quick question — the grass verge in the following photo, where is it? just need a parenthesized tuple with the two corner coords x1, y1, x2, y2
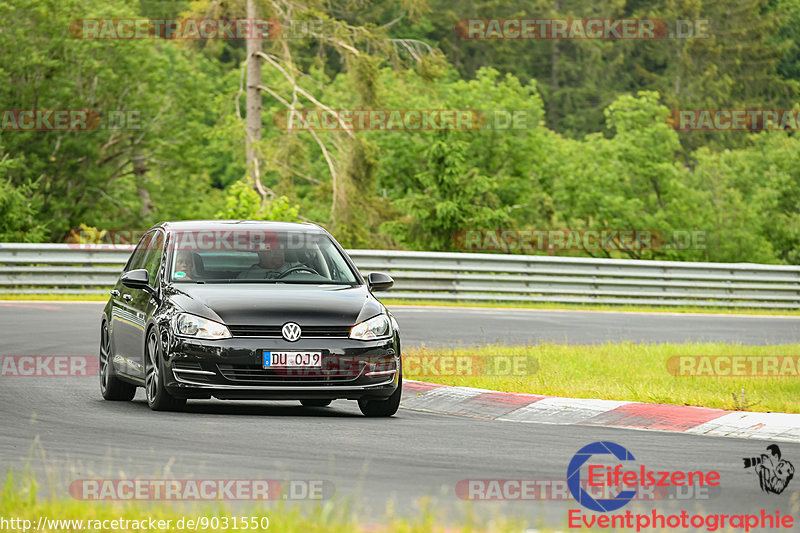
(0, 473, 545, 533)
(404, 342, 800, 413)
(0, 293, 107, 301)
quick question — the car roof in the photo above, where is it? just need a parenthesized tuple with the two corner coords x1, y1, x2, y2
(155, 220, 327, 233)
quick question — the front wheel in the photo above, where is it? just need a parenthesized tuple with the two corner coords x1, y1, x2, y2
(358, 372, 402, 417)
(100, 321, 136, 401)
(145, 328, 186, 412)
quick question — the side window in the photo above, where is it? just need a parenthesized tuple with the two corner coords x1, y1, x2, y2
(124, 232, 154, 272)
(142, 231, 165, 284)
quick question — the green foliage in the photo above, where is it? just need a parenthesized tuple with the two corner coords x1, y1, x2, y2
(215, 180, 301, 222)
(690, 132, 800, 263)
(0, 177, 47, 242)
(382, 136, 510, 250)
(551, 92, 689, 257)
(0, 0, 232, 240)
(2, 0, 800, 266)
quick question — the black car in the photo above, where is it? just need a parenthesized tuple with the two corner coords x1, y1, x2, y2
(99, 220, 402, 417)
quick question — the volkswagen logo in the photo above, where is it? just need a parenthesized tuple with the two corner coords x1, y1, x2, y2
(281, 322, 302, 342)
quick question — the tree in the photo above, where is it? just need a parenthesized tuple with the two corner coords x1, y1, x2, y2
(382, 135, 509, 250)
(215, 180, 301, 221)
(0, 0, 230, 239)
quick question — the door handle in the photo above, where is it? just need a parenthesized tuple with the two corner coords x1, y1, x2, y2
(110, 290, 120, 297)
(122, 294, 133, 302)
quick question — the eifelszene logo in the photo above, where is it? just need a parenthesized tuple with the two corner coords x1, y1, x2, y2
(743, 444, 795, 495)
(567, 441, 638, 512)
(567, 441, 721, 512)
(567, 441, 796, 530)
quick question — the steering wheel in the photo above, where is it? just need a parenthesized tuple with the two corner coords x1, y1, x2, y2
(277, 265, 320, 278)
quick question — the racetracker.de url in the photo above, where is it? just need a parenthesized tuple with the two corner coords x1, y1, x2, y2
(0, 515, 270, 531)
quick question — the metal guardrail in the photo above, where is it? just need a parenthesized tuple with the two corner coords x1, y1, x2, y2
(1, 243, 799, 308)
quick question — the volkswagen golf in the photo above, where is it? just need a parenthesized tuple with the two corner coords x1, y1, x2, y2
(99, 220, 402, 416)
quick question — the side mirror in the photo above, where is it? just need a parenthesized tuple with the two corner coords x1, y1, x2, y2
(121, 268, 149, 290)
(367, 272, 394, 292)
(121, 268, 160, 303)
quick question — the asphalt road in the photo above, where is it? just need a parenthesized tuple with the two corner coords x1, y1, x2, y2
(2, 302, 800, 528)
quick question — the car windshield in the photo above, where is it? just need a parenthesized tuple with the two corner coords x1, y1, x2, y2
(166, 229, 359, 284)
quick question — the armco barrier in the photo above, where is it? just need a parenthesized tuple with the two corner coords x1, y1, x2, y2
(0, 244, 799, 309)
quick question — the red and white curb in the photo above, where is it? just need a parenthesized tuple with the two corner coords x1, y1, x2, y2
(400, 381, 800, 443)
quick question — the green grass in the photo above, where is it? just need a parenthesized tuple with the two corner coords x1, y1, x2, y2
(383, 298, 800, 316)
(0, 293, 107, 301)
(405, 342, 800, 413)
(0, 473, 548, 533)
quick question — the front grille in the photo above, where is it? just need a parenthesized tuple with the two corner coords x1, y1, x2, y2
(227, 325, 352, 338)
(217, 363, 361, 384)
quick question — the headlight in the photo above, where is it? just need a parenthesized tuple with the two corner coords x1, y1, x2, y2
(350, 314, 392, 340)
(173, 313, 231, 339)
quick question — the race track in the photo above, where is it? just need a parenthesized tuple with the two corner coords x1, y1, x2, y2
(2, 301, 799, 528)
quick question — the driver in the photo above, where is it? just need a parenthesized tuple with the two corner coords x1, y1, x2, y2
(238, 233, 299, 279)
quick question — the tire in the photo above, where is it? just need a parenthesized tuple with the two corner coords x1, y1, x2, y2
(145, 327, 186, 412)
(300, 399, 332, 407)
(100, 320, 136, 401)
(358, 369, 402, 417)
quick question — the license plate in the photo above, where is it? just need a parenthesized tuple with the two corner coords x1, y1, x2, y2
(263, 351, 322, 368)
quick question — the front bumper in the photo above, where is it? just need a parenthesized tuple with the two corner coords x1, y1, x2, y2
(162, 334, 400, 401)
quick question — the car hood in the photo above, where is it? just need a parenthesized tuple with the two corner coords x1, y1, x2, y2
(165, 283, 382, 327)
